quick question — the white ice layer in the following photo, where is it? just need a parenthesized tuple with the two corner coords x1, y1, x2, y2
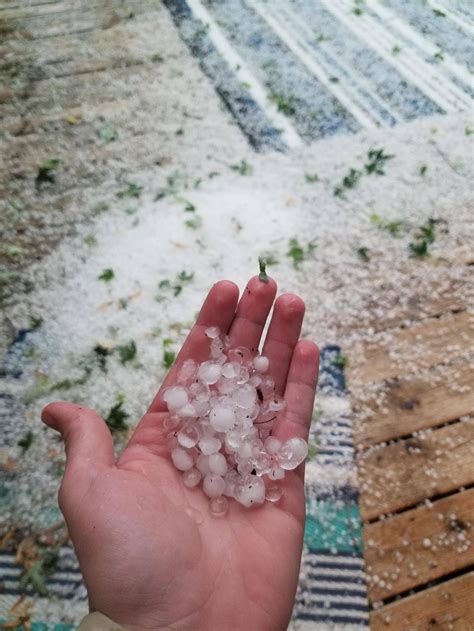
(166, 327, 308, 514)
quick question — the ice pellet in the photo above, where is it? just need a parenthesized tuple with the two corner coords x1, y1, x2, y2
(162, 329, 309, 513)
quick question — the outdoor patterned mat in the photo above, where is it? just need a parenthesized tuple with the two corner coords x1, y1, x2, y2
(0, 346, 368, 629)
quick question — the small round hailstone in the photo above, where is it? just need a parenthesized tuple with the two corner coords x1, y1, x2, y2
(277, 437, 308, 470)
(163, 415, 181, 430)
(225, 429, 242, 452)
(171, 447, 194, 471)
(183, 468, 201, 488)
(205, 326, 220, 339)
(264, 436, 281, 455)
(209, 405, 236, 432)
(163, 386, 188, 411)
(235, 475, 265, 507)
(209, 452, 228, 476)
(253, 355, 269, 372)
(196, 453, 210, 475)
(203, 473, 226, 498)
(198, 436, 221, 455)
(198, 361, 222, 385)
(233, 384, 257, 408)
(177, 425, 200, 448)
(268, 397, 286, 412)
(268, 466, 285, 481)
(265, 484, 282, 503)
(178, 359, 197, 383)
(177, 403, 198, 417)
(210, 495, 228, 516)
(222, 362, 240, 379)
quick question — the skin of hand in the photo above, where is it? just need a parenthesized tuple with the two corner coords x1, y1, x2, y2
(42, 276, 319, 631)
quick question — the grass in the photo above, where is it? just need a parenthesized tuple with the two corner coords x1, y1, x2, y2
(269, 91, 297, 116)
(117, 183, 142, 199)
(230, 160, 253, 176)
(105, 400, 129, 432)
(98, 268, 114, 282)
(287, 238, 316, 269)
(409, 218, 445, 257)
(116, 340, 137, 365)
(357, 246, 370, 262)
(305, 173, 319, 183)
(18, 431, 34, 452)
(36, 158, 61, 189)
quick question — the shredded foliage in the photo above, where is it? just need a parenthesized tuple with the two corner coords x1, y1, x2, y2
(117, 340, 137, 364)
(258, 257, 269, 282)
(98, 268, 114, 282)
(105, 401, 129, 432)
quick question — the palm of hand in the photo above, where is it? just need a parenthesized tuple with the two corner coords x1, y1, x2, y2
(43, 277, 319, 631)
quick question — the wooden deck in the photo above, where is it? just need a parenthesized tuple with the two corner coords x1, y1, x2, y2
(347, 267, 474, 630)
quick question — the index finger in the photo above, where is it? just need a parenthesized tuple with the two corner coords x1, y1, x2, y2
(148, 280, 239, 412)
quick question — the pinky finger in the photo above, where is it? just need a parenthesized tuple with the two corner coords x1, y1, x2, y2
(272, 340, 320, 444)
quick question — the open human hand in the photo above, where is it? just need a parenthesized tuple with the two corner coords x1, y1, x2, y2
(42, 276, 319, 631)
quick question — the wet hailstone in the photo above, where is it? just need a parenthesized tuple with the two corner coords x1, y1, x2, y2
(163, 327, 309, 513)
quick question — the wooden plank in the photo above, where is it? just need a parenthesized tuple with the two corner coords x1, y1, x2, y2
(349, 311, 474, 386)
(363, 488, 474, 602)
(370, 571, 474, 630)
(353, 361, 474, 447)
(358, 419, 474, 521)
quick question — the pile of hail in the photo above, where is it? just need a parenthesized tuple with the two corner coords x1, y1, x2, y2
(163, 326, 308, 516)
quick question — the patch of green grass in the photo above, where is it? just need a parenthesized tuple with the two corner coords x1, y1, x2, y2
(98, 268, 114, 282)
(117, 182, 142, 199)
(116, 340, 137, 364)
(332, 353, 348, 368)
(94, 344, 112, 371)
(84, 234, 97, 246)
(334, 168, 362, 197)
(409, 218, 445, 257)
(20, 550, 59, 596)
(185, 215, 203, 230)
(9, 198, 25, 211)
(36, 158, 61, 188)
(307, 441, 319, 459)
(18, 430, 34, 452)
(97, 123, 118, 142)
(94, 201, 109, 214)
(105, 400, 129, 432)
(364, 148, 394, 175)
(163, 349, 176, 369)
(230, 160, 253, 176)
(156, 271, 195, 302)
(357, 246, 370, 262)
(29, 315, 43, 330)
(370, 213, 405, 236)
(269, 91, 297, 116)
(287, 238, 316, 269)
(3, 244, 24, 260)
(155, 171, 190, 200)
(24, 372, 90, 404)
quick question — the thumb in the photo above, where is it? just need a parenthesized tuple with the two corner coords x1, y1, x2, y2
(42, 401, 115, 471)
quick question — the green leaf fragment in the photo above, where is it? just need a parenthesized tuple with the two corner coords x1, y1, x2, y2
(98, 268, 114, 282)
(258, 257, 269, 282)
